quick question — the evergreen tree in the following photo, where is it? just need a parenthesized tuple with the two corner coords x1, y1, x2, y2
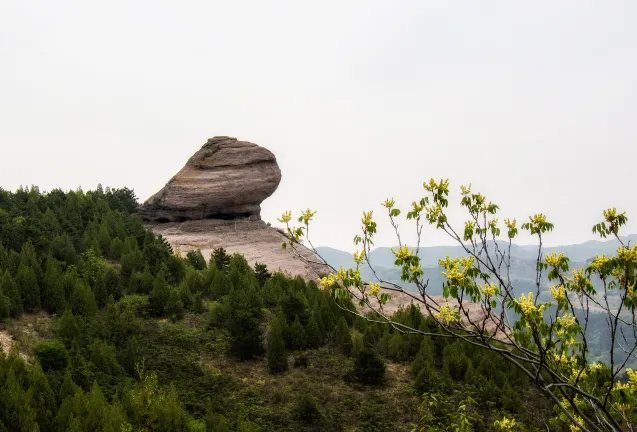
(70, 281, 97, 317)
(109, 237, 124, 260)
(211, 270, 232, 299)
(186, 249, 207, 270)
(166, 289, 185, 321)
(149, 271, 170, 316)
(353, 347, 386, 385)
(287, 316, 307, 350)
(0, 285, 9, 321)
(268, 316, 288, 374)
(42, 255, 66, 313)
(211, 247, 230, 273)
(305, 313, 322, 349)
(335, 317, 353, 355)
(254, 262, 271, 287)
(15, 264, 40, 312)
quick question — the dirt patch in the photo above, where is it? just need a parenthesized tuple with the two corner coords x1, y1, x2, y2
(0, 330, 13, 356)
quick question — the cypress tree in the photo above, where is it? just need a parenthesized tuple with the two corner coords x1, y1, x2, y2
(268, 316, 288, 374)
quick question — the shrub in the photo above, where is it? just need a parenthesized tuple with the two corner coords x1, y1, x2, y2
(353, 348, 386, 385)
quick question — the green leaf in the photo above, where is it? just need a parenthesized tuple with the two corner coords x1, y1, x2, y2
(281, 242, 287, 249)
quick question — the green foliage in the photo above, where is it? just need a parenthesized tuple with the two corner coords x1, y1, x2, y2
(335, 316, 353, 355)
(186, 250, 207, 271)
(268, 316, 288, 374)
(353, 347, 386, 385)
(293, 394, 322, 425)
(35, 340, 69, 372)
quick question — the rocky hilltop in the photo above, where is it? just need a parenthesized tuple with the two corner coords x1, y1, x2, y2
(139, 136, 331, 280)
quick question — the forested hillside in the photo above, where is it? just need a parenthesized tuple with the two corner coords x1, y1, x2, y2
(0, 185, 563, 431)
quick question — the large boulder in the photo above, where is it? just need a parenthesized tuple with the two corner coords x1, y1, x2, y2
(138, 136, 281, 222)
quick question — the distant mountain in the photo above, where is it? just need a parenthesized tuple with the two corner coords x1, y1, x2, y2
(318, 234, 637, 270)
(315, 234, 637, 299)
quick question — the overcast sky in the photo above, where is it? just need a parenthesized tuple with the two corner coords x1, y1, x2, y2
(1, 1, 635, 251)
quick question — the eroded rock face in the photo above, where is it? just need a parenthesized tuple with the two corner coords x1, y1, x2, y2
(138, 136, 281, 222)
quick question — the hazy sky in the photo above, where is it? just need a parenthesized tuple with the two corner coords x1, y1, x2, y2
(1, 1, 635, 251)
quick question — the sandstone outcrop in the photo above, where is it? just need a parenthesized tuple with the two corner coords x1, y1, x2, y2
(147, 218, 333, 281)
(141, 136, 332, 280)
(138, 136, 281, 222)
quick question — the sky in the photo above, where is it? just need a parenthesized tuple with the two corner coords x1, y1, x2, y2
(1, 1, 635, 252)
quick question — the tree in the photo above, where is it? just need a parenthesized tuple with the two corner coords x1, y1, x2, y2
(353, 347, 386, 385)
(70, 281, 97, 317)
(15, 264, 40, 312)
(211, 247, 230, 273)
(268, 316, 288, 374)
(149, 271, 170, 316)
(186, 249, 207, 270)
(281, 180, 637, 431)
(287, 316, 307, 351)
(305, 313, 322, 349)
(254, 262, 271, 287)
(335, 317, 353, 355)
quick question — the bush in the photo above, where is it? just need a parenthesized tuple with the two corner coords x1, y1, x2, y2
(35, 341, 69, 372)
(293, 394, 322, 425)
(353, 348, 386, 385)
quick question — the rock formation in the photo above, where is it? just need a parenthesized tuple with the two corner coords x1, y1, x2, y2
(138, 136, 281, 223)
(141, 136, 332, 281)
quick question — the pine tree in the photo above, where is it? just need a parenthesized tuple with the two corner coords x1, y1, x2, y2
(42, 255, 66, 313)
(268, 316, 288, 374)
(211, 270, 232, 299)
(109, 237, 124, 260)
(305, 313, 322, 349)
(0, 285, 9, 321)
(149, 271, 170, 316)
(70, 281, 97, 317)
(166, 289, 185, 321)
(412, 336, 435, 375)
(15, 264, 40, 312)
(353, 347, 386, 385)
(186, 250, 207, 270)
(335, 317, 353, 355)
(288, 316, 307, 351)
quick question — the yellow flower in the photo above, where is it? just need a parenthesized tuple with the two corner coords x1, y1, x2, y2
(481, 282, 499, 297)
(516, 293, 537, 315)
(362, 211, 374, 226)
(317, 273, 338, 289)
(627, 368, 637, 390)
(353, 250, 366, 265)
(550, 284, 566, 302)
(392, 245, 414, 261)
(433, 304, 458, 324)
(493, 416, 517, 431)
(555, 314, 576, 337)
(278, 210, 292, 224)
(588, 362, 603, 372)
(617, 244, 637, 262)
(299, 208, 316, 225)
(368, 283, 381, 297)
(589, 254, 610, 271)
(382, 198, 395, 209)
(545, 253, 566, 267)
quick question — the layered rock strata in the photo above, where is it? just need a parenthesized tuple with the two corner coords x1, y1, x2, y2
(138, 136, 281, 222)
